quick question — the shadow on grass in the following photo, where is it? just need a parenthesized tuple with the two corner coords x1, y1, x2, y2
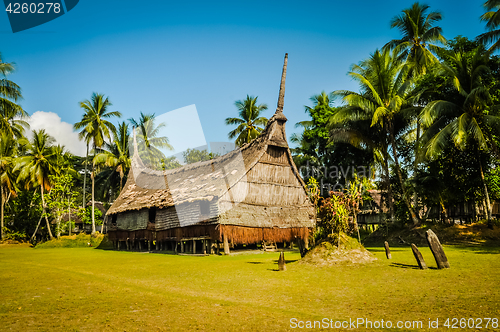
(271, 259, 299, 264)
(390, 262, 437, 270)
(451, 245, 500, 255)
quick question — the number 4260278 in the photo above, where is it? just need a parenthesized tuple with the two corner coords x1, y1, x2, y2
(5, 3, 62, 14)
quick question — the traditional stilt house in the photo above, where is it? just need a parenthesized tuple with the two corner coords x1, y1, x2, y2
(106, 54, 316, 254)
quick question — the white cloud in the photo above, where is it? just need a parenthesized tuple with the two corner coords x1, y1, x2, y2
(26, 111, 87, 157)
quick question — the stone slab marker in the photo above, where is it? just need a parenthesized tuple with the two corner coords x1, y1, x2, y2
(384, 241, 391, 259)
(411, 243, 428, 270)
(425, 229, 450, 269)
(278, 251, 286, 271)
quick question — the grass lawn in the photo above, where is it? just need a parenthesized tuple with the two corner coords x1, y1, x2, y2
(0, 244, 499, 331)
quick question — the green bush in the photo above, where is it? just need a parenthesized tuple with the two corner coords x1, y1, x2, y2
(2, 228, 28, 242)
(35, 233, 105, 249)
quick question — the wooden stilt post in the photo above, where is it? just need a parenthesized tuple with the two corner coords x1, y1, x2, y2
(156, 240, 159, 251)
(223, 233, 230, 255)
(126, 239, 129, 250)
(148, 240, 151, 251)
(181, 241, 184, 253)
(192, 239, 196, 254)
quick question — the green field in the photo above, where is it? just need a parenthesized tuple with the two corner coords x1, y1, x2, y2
(1, 245, 499, 331)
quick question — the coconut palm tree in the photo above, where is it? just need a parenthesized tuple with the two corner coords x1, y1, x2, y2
(420, 47, 500, 223)
(384, 2, 447, 210)
(74, 93, 121, 235)
(225, 95, 268, 146)
(384, 2, 446, 76)
(15, 130, 57, 239)
(94, 122, 131, 192)
(0, 132, 18, 240)
(478, 0, 500, 52)
(0, 52, 29, 139)
(129, 112, 172, 169)
(331, 48, 421, 225)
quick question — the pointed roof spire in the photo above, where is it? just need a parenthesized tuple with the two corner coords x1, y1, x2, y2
(275, 53, 288, 114)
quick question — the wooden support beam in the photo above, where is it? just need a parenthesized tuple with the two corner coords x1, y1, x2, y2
(192, 239, 196, 254)
(223, 233, 230, 255)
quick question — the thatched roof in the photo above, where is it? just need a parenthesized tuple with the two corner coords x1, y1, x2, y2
(359, 190, 389, 214)
(106, 110, 296, 215)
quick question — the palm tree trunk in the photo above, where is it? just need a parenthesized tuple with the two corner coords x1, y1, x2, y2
(40, 185, 54, 239)
(83, 143, 89, 208)
(382, 150, 395, 222)
(31, 214, 43, 241)
(477, 151, 492, 226)
(91, 168, 96, 235)
(413, 120, 420, 215)
(0, 187, 4, 241)
(68, 196, 71, 236)
(389, 125, 419, 226)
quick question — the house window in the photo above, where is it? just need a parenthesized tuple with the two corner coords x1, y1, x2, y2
(149, 207, 156, 223)
(111, 215, 117, 226)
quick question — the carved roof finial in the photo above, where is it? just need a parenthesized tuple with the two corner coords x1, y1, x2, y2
(276, 53, 288, 114)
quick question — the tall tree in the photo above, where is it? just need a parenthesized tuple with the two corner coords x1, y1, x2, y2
(15, 130, 57, 239)
(0, 52, 29, 139)
(129, 112, 172, 169)
(0, 132, 18, 240)
(331, 48, 421, 225)
(384, 2, 446, 76)
(94, 122, 131, 192)
(384, 2, 447, 211)
(420, 46, 500, 224)
(74, 93, 121, 235)
(478, 0, 500, 52)
(225, 95, 268, 146)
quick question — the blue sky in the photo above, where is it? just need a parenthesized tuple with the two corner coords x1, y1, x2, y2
(1, 0, 487, 156)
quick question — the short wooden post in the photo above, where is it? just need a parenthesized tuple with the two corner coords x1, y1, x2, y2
(278, 251, 286, 271)
(126, 239, 129, 251)
(384, 241, 391, 259)
(148, 240, 151, 251)
(216, 241, 220, 255)
(425, 229, 450, 269)
(223, 233, 230, 255)
(411, 243, 428, 270)
(180, 241, 184, 253)
(192, 239, 196, 254)
(156, 240, 159, 251)
(202, 239, 206, 254)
